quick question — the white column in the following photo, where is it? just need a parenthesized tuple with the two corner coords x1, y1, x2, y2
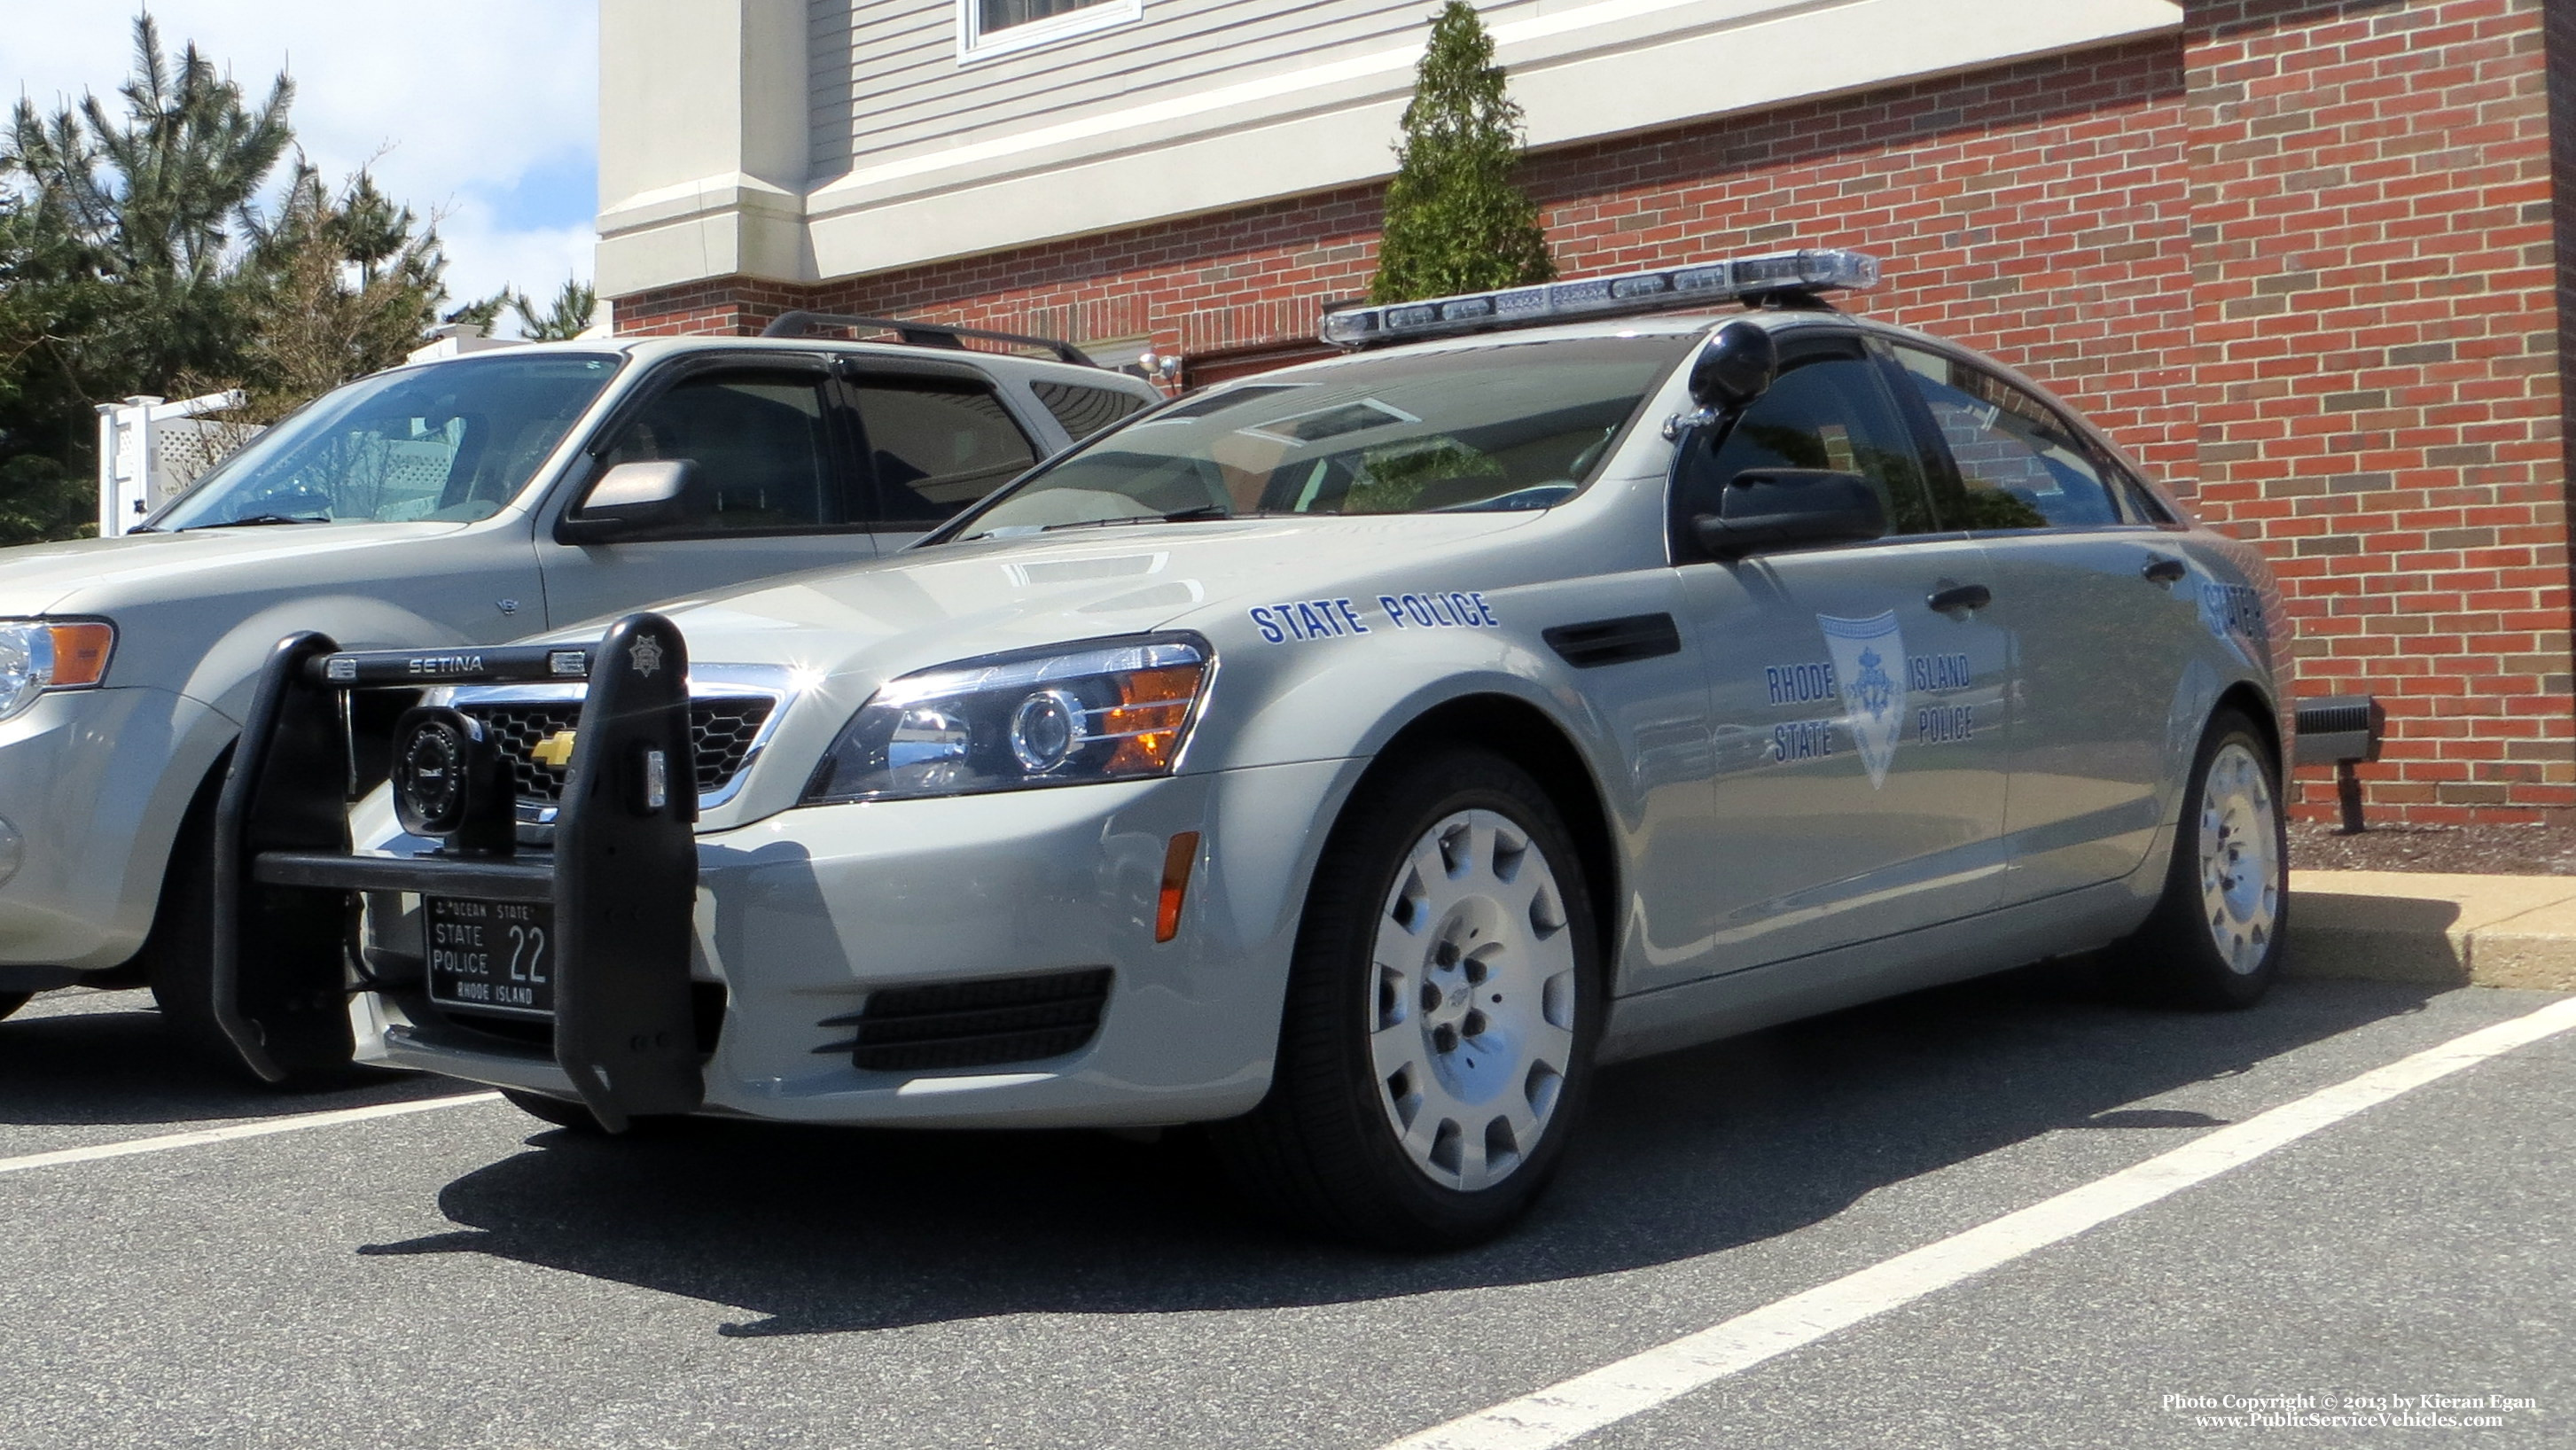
(597, 0, 811, 300)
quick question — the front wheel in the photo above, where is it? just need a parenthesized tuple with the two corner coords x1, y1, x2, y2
(1213, 748, 1602, 1249)
(2114, 711, 2286, 1009)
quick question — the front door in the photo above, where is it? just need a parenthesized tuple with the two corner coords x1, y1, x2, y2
(1656, 333, 2013, 990)
(534, 359, 883, 629)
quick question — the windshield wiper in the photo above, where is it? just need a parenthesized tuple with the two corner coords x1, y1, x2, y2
(189, 512, 332, 529)
(1032, 504, 1238, 534)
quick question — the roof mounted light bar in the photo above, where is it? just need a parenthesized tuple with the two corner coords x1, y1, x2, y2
(1318, 248, 1882, 349)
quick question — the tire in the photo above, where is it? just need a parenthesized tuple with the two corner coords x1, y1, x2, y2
(2113, 710, 2287, 1010)
(503, 1089, 609, 1133)
(0, 991, 30, 1023)
(1212, 747, 1603, 1250)
(142, 766, 355, 1089)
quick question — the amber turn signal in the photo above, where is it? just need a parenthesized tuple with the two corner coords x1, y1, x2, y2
(46, 622, 114, 687)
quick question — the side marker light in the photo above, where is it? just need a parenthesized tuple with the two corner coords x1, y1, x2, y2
(1156, 831, 1201, 944)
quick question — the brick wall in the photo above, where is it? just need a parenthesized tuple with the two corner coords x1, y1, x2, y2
(2182, 0, 2570, 820)
(614, 0, 2570, 823)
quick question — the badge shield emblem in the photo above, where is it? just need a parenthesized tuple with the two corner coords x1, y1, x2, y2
(1819, 612, 1908, 789)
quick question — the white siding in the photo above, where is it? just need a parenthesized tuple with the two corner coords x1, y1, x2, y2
(808, 0, 1510, 181)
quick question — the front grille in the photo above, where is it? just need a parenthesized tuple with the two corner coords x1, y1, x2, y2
(820, 969, 1113, 1072)
(460, 697, 775, 803)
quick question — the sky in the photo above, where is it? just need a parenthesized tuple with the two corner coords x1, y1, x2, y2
(0, 2, 598, 334)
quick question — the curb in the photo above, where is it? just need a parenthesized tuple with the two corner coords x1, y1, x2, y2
(2288, 870, 2576, 991)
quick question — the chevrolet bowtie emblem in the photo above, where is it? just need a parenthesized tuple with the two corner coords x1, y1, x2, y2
(530, 729, 578, 769)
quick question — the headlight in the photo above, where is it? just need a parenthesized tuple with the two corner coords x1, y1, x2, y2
(0, 620, 114, 722)
(804, 634, 1211, 803)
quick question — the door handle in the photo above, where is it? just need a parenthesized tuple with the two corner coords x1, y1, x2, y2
(2143, 555, 2187, 585)
(1926, 583, 1992, 613)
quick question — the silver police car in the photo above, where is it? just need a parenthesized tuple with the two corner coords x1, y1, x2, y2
(232, 249, 2289, 1248)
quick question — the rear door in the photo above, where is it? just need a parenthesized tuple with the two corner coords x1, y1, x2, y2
(1885, 342, 2194, 904)
(1657, 330, 2013, 989)
(533, 355, 883, 628)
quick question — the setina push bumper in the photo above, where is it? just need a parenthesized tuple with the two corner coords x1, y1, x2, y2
(212, 612, 700, 1128)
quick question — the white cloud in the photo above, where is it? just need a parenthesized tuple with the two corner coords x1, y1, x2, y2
(0, 1, 597, 324)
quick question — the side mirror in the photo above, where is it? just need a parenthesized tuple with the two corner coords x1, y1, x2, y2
(1692, 468, 1886, 560)
(557, 460, 693, 543)
(1687, 320, 1778, 411)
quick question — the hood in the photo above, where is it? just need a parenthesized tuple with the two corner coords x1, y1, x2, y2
(0, 524, 476, 615)
(614, 513, 1543, 684)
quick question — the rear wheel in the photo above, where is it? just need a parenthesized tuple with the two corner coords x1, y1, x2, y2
(1213, 748, 1602, 1249)
(0, 992, 30, 1023)
(2114, 711, 2285, 1009)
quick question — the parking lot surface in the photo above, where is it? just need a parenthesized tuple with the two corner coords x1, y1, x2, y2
(2, 972, 2564, 1448)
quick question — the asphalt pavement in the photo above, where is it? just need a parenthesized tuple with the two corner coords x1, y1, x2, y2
(0, 971, 2564, 1448)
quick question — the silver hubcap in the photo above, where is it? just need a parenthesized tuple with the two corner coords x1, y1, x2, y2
(1367, 809, 1578, 1193)
(2197, 741, 2280, 975)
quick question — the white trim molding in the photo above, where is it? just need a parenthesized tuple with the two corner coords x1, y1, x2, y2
(956, 0, 1144, 63)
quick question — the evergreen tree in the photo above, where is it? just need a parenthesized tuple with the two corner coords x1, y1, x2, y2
(510, 277, 599, 341)
(235, 164, 453, 410)
(1369, 1, 1555, 304)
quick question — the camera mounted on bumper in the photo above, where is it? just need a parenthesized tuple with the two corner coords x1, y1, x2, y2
(211, 612, 702, 1128)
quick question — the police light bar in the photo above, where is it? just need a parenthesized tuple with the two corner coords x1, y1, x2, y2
(1319, 248, 1881, 348)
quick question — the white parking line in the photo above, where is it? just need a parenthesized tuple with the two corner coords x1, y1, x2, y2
(0, 1092, 503, 1179)
(1386, 994, 2576, 1450)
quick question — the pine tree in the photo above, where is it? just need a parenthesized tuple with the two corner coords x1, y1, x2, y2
(510, 277, 600, 341)
(1369, 1, 1555, 304)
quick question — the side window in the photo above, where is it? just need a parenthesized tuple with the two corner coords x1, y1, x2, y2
(597, 370, 835, 535)
(1682, 354, 1941, 538)
(1890, 347, 2119, 529)
(1030, 379, 1150, 440)
(852, 378, 1039, 524)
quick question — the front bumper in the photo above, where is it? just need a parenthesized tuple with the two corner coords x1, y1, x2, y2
(0, 686, 230, 971)
(356, 758, 1348, 1128)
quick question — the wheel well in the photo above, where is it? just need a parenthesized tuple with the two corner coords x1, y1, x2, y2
(1361, 695, 1620, 968)
(2213, 682, 2283, 771)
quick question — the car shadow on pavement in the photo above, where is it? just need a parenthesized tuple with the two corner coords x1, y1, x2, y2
(0, 989, 455, 1128)
(352, 969, 2445, 1337)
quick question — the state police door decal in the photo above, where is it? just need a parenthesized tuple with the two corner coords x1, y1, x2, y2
(1820, 612, 1907, 789)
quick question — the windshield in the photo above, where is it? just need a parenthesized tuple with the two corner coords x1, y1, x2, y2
(947, 334, 1693, 541)
(151, 353, 623, 530)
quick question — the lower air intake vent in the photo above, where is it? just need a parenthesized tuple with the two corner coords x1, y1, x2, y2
(822, 969, 1112, 1072)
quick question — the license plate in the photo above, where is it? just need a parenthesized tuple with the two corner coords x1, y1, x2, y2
(425, 898, 555, 1018)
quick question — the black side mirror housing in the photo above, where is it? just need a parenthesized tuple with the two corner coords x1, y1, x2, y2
(1687, 320, 1778, 411)
(557, 459, 694, 543)
(1692, 468, 1886, 560)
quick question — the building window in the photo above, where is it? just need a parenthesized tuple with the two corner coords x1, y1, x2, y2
(957, 0, 1140, 60)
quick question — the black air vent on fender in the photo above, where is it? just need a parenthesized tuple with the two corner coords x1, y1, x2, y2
(817, 969, 1113, 1072)
(1542, 612, 1682, 668)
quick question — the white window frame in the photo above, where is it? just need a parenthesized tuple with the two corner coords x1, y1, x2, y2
(956, 0, 1142, 62)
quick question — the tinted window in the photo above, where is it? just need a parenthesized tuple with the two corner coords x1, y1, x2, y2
(152, 354, 620, 530)
(1683, 354, 1940, 537)
(949, 335, 1691, 540)
(1031, 379, 1150, 440)
(1892, 347, 2118, 529)
(853, 380, 1038, 524)
(597, 371, 834, 534)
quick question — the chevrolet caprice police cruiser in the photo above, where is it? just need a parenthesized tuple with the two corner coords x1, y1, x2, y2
(215, 250, 2291, 1247)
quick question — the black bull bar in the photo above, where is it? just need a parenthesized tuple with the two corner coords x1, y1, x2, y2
(212, 612, 702, 1130)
